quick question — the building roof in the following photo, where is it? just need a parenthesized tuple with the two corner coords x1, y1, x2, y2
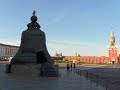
(0, 43, 19, 48)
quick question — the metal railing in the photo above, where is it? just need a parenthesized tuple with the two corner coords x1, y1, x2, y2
(71, 68, 120, 90)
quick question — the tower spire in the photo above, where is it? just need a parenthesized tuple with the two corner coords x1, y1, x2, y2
(109, 31, 116, 47)
(110, 31, 115, 37)
(32, 10, 36, 16)
(108, 31, 118, 64)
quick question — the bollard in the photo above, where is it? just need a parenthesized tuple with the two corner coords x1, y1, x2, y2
(73, 67, 75, 73)
(76, 68, 78, 73)
(74, 68, 76, 73)
(86, 71, 88, 80)
(77, 69, 79, 74)
(76, 69, 78, 74)
(106, 79, 108, 90)
(78, 69, 80, 75)
(77, 69, 79, 73)
(80, 70, 81, 77)
(96, 74, 98, 86)
(75, 68, 77, 73)
(90, 73, 92, 82)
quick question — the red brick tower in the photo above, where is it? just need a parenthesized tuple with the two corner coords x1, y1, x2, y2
(108, 32, 118, 64)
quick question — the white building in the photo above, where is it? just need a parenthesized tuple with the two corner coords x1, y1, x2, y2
(0, 43, 19, 60)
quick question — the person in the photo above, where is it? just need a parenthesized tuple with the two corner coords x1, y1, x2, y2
(70, 63, 72, 71)
(66, 63, 70, 71)
(73, 63, 76, 69)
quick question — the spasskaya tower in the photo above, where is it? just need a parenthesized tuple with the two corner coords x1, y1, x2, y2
(108, 32, 118, 64)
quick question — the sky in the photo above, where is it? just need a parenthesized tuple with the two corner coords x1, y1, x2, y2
(0, 0, 120, 56)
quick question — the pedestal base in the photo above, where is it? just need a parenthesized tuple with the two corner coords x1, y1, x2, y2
(6, 64, 59, 77)
(6, 64, 41, 77)
(42, 65, 59, 77)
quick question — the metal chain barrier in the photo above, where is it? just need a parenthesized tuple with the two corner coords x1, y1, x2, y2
(72, 67, 120, 90)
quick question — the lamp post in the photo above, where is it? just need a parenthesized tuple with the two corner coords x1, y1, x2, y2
(75, 53, 77, 56)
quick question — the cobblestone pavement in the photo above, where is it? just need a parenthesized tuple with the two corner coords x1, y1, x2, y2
(0, 64, 105, 90)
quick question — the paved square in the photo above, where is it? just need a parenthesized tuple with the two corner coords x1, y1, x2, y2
(0, 64, 105, 90)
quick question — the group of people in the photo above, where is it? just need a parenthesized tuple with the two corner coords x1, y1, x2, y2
(66, 63, 75, 71)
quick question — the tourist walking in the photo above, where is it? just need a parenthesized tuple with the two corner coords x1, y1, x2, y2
(66, 63, 70, 71)
(73, 63, 76, 69)
(70, 63, 72, 71)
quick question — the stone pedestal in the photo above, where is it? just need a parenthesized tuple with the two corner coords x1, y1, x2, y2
(6, 64, 59, 77)
(9, 64, 41, 76)
(41, 64, 59, 77)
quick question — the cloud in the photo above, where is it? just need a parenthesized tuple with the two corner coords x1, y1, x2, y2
(46, 40, 108, 56)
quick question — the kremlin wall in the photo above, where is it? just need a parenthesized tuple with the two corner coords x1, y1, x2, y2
(63, 32, 119, 64)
